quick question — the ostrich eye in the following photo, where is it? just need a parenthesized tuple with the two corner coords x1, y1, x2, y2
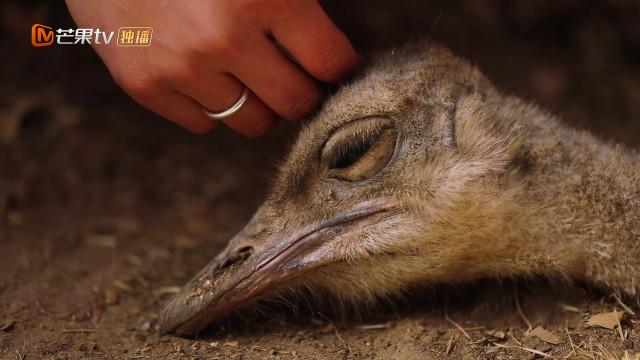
(322, 117, 397, 182)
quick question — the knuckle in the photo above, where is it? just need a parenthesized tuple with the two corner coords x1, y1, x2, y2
(309, 45, 349, 82)
(244, 116, 276, 138)
(183, 23, 236, 61)
(172, 57, 199, 83)
(200, 30, 236, 56)
(115, 73, 160, 99)
(281, 88, 320, 120)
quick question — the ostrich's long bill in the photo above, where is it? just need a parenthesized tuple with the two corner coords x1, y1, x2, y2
(160, 200, 398, 336)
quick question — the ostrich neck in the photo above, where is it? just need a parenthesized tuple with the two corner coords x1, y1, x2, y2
(518, 105, 640, 292)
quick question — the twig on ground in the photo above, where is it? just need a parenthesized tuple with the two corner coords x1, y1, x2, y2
(613, 294, 635, 316)
(445, 333, 456, 354)
(509, 332, 522, 346)
(443, 306, 472, 341)
(356, 324, 390, 331)
(463, 326, 485, 332)
(596, 344, 619, 360)
(563, 328, 577, 359)
(514, 285, 533, 331)
(61, 329, 96, 333)
(318, 312, 351, 353)
(492, 342, 552, 358)
(615, 307, 625, 341)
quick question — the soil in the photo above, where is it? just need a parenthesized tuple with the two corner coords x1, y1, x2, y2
(1, 1, 639, 359)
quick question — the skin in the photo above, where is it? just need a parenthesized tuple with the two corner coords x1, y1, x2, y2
(161, 43, 640, 336)
(65, 0, 361, 136)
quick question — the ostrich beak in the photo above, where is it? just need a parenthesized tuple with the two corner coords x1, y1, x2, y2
(159, 200, 399, 336)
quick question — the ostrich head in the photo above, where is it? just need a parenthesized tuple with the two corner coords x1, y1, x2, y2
(161, 43, 529, 336)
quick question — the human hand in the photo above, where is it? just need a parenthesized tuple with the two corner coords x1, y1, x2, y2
(65, 0, 361, 136)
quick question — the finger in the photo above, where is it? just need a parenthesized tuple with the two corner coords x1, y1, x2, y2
(221, 91, 277, 138)
(229, 35, 322, 121)
(128, 88, 219, 134)
(269, 0, 361, 83)
(176, 72, 278, 138)
(107, 52, 220, 133)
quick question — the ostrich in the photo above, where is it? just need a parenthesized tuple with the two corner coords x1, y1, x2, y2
(160, 43, 640, 336)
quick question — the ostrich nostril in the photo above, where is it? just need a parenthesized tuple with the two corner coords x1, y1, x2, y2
(218, 246, 254, 270)
(236, 246, 254, 259)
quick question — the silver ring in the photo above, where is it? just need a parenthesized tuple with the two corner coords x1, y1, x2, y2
(203, 87, 249, 120)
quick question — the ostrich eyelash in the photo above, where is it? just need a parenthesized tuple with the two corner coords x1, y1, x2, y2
(322, 117, 392, 170)
(329, 129, 385, 169)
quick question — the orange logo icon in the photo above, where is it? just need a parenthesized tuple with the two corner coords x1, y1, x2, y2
(32, 24, 54, 47)
(117, 27, 153, 46)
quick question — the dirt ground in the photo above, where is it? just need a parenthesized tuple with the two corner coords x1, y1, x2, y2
(1, 1, 639, 359)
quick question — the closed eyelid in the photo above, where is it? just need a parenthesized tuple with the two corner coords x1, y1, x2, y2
(321, 116, 393, 166)
(326, 130, 382, 168)
(320, 116, 398, 182)
(328, 127, 398, 181)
